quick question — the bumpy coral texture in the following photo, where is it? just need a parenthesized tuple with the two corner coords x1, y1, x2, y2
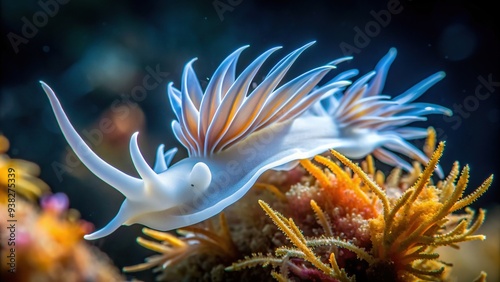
(126, 131, 493, 282)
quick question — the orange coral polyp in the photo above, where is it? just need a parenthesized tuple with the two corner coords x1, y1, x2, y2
(301, 156, 378, 219)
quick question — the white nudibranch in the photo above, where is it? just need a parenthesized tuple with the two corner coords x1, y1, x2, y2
(41, 42, 452, 240)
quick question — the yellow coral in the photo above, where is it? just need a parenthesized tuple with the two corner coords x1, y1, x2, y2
(0, 135, 122, 280)
(0, 135, 49, 202)
(124, 213, 237, 273)
(300, 155, 378, 220)
(227, 199, 372, 282)
(0, 194, 122, 281)
(228, 141, 492, 281)
(331, 142, 492, 281)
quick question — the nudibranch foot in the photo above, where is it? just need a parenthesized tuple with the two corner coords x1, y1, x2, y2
(41, 82, 143, 199)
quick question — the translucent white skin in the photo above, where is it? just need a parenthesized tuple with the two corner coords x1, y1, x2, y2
(41, 44, 451, 240)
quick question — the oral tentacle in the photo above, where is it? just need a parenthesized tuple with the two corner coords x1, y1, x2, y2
(40, 82, 143, 198)
(129, 132, 159, 186)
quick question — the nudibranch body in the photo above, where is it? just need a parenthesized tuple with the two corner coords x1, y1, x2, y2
(41, 42, 451, 240)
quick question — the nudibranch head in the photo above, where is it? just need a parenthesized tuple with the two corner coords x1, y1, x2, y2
(40, 81, 215, 240)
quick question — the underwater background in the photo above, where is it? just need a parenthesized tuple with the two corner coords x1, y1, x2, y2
(1, 0, 499, 281)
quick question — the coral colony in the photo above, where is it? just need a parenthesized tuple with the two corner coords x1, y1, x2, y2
(1, 43, 492, 281)
(227, 142, 491, 281)
(1, 135, 124, 281)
